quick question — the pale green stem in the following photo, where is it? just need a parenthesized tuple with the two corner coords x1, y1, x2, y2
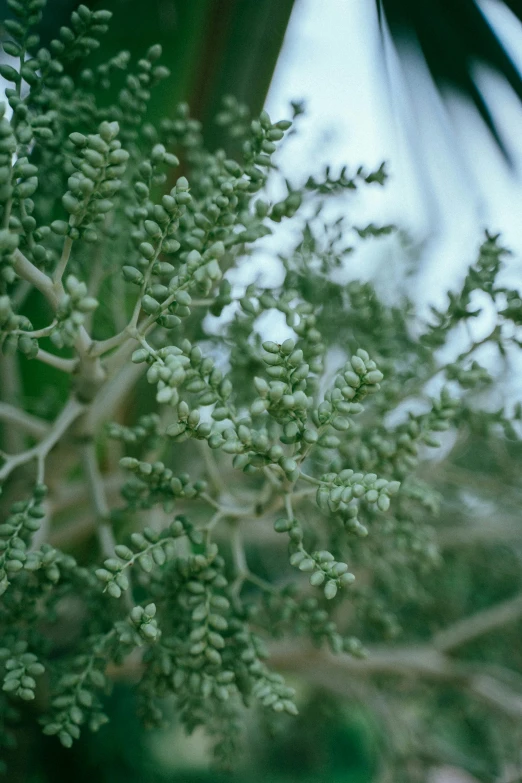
(12, 249, 59, 310)
(36, 349, 76, 373)
(298, 472, 322, 486)
(53, 232, 74, 285)
(12, 322, 57, 339)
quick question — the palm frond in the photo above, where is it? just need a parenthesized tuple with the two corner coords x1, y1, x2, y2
(378, 0, 522, 162)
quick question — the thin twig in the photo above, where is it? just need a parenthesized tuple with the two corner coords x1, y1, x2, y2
(11, 322, 57, 339)
(90, 326, 132, 358)
(298, 471, 322, 486)
(53, 235, 74, 285)
(36, 349, 76, 373)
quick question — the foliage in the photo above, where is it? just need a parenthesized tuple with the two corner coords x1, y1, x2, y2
(0, 2, 522, 780)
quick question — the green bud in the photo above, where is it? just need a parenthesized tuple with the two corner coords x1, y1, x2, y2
(377, 494, 390, 512)
(350, 355, 366, 374)
(365, 369, 383, 384)
(324, 581, 338, 600)
(331, 416, 350, 431)
(141, 295, 160, 315)
(107, 582, 122, 598)
(274, 518, 292, 533)
(122, 266, 143, 284)
(140, 242, 155, 260)
(144, 220, 162, 239)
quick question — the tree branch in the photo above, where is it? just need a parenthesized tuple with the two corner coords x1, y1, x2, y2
(269, 643, 522, 720)
(79, 360, 145, 435)
(0, 396, 85, 483)
(434, 593, 522, 654)
(438, 520, 522, 548)
(0, 402, 50, 438)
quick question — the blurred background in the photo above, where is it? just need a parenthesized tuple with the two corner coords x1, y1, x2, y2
(2, 0, 522, 780)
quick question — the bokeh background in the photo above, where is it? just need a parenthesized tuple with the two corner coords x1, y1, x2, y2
(2, 1, 522, 781)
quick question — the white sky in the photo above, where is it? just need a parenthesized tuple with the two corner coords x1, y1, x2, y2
(264, 0, 522, 308)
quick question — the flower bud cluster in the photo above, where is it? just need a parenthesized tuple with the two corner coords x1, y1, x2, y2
(42, 600, 159, 749)
(229, 286, 325, 385)
(51, 274, 98, 348)
(0, 483, 47, 595)
(117, 44, 170, 144)
(262, 588, 365, 657)
(422, 231, 507, 349)
(140, 550, 242, 723)
(269, 189, 302, 223)
(123, 602, 160, 643)
(95, 518, 191, 599)
(59, 121, 129, 241)
(305, 161, 387, 195)
(10, 155, 39, 240)
(229, 619, 297, 715)
(241, 109, 292, 195)
(274, 516, 355, 600)
(125, 172, 185, 279)
(0, 293, 36, 357)
(135, 338, 232, 411)
(215, 95, 251, 139)
(446, 360, 492, 388)
(42, 651, 109, 749)
(47, 5, 111, 62)
(176, 550, 231, 673)
(106, 413, 161, 447)
(339, 388, 460, 482)
(254, 339, 313, 429)
(1, 0, 46, 60)
(1, 643, 45, 702)
(3, 3, 521, 767)
(79, 49, 130, 93)
(160, 102, 203, 150)
(119, 457, 207, 511)
(298, 349, 383, 458)
(0, 224, 19, 286)
(23, 543, 76, 587)
(316, 469, 400, 516)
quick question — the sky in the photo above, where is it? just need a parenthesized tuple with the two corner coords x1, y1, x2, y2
(264, 0, 522, 311)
